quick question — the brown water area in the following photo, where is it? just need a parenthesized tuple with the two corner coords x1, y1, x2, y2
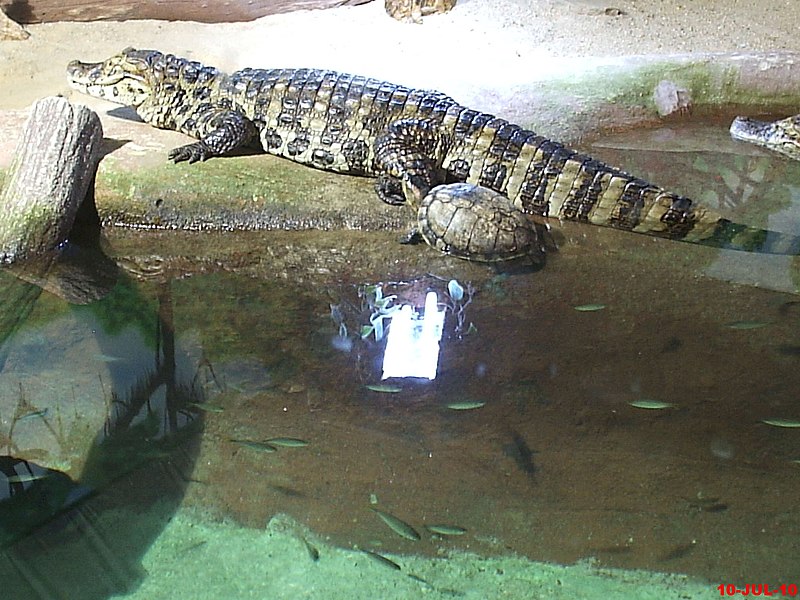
(174, 233, 800, 585)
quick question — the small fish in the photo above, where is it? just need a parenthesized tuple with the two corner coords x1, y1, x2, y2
(425, 524, 467, 536)
(406, 573, 434, 588)
(503, 431, 537, 477)
(265, 437, 309, 448)
(230, 439, 278, 452)
(177, 540, 207, 556)
(724, 320, 770, 330)
(574, 303, 606, 312)
(303, 538, 320, 562)
(268, 484, 305, 498)
(686, 497, 728, 513)
(779, 300, 800, 316)
(365, 384, 402, 393)
(660, 541, 697, 561)
(94, 353, 123, 363)
(446, 401, 485, 410)
(761, 418, 800, 428)
(776, 345, 800, 356)
(6, 472, 50, 483)
(660, 337, 682, 354)
(188, 402, 224, 413)
(17, 408, 48, 421)
(628, 399, 675, 410)
(591, 544, 633, 555)
(371, 508, 421, 541)
(363, 550, 401, 571)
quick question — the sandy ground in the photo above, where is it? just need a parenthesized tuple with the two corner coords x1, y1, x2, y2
(2, 0, 800, 112)
(2, 0, 800, 235)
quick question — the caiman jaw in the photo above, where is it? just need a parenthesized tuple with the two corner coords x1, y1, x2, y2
(66, 48, 152, 106)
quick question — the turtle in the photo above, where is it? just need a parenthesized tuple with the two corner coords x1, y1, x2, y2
(405, 182, 545, 264)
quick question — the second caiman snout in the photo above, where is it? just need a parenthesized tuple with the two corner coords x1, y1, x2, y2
(730, 114, 800, 161)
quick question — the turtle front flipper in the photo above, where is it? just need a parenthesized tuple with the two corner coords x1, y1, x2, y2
(373, 118, 451, 206)
(168, 108, 257, 164)
(400, 227, 424, 245)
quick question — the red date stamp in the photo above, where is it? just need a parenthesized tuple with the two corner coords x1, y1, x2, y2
(718, 584, 799, 596)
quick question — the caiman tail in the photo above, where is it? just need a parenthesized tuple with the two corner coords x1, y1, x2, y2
(481, 133, 800, 256)
(689, 218, 800, 255)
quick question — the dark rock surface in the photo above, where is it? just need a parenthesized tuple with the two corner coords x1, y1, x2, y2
(0, 0, 371, 24)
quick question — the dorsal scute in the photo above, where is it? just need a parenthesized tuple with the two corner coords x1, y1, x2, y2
(418, 183, 543, 263)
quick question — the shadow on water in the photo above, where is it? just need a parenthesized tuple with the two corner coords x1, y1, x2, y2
(0, 241, 204, 599)
(1, 118, 800, 597)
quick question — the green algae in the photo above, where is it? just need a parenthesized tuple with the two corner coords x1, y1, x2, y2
(94, 154, 394, 232)
(119, 511, 721, 600)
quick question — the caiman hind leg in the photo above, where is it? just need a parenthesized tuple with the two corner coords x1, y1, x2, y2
(168, 107, 258, 164)
(373, 118, 451, 206)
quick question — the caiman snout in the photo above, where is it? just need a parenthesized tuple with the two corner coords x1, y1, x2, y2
(66, 59, 100, 84)
(729, 116, 774, 141)
(730, 114, 800, 161)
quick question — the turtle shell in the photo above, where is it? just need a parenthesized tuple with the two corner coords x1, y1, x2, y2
(417, 183, 544, 263)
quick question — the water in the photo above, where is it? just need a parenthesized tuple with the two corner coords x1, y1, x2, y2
(2, 122, 800, 599)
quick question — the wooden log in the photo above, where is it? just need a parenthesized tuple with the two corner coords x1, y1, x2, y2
(1, 0, 371, 24)
(9, 241, 119, 304)
(0, 97, 117, 313)
(0, 96, 103, 265)
(0, 6, 28, 39)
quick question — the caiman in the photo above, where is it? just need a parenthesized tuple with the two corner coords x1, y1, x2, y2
(730, 114, 800, 161)
(67, 48, 800, 260)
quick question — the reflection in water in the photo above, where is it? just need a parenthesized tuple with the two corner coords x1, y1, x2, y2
(588, 121, 800, 292)
(0, 456, 91, 547)
(380, 290, 444, 380)
(0, 266, 203, 599)
(1, 121, 800, 596)
(328, 277, 479, 388)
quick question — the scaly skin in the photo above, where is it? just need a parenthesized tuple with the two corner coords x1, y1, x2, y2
(415, 183, 545, 263)
(730, 114, 800, 161)
(67, 48, 800, 256)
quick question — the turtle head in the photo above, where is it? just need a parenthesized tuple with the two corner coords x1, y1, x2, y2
(67, 47, 162, 107)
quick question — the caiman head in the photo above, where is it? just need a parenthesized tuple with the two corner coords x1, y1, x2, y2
(67, 47, 162, 107)
(730, 114, 800, 161)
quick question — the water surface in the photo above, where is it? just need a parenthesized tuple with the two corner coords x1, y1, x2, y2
(1, 120, 799, 598)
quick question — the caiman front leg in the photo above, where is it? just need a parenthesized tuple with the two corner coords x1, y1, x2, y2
(168, 106, 258, 164)
(373, 118, 451, 206)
